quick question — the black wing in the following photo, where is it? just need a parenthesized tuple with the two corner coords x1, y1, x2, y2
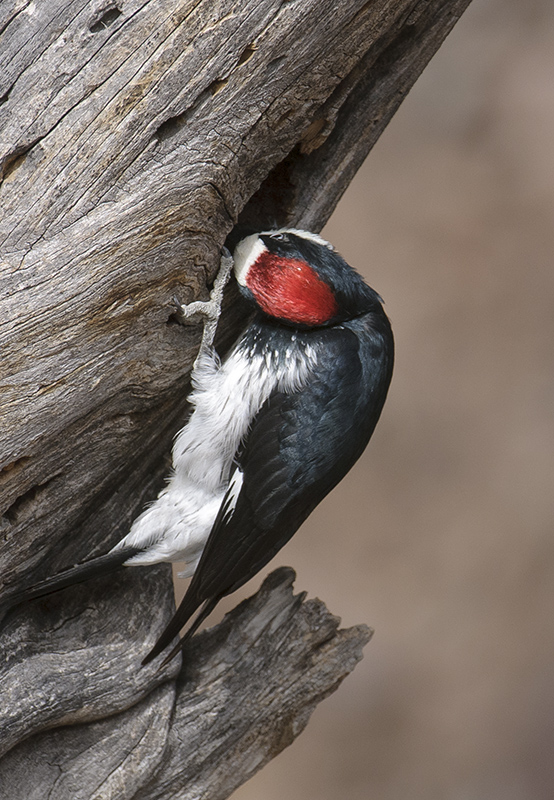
(144, 321, 393, 664)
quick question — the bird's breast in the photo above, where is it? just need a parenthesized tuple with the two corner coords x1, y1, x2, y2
(171, 327, 318, 492)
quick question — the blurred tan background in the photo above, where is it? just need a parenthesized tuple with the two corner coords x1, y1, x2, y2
(176, 0, 554, 797)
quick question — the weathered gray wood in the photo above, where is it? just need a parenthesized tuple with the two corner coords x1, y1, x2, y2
(0, 683, 177, 800)
(0, 0, 472, 795)
(0, 564, 178, 759)
(0, 569, 371, 800)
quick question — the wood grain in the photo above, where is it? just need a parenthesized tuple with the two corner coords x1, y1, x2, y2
(0, 0, 472, 795)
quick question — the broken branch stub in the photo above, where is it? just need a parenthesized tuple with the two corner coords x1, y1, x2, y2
(0, 569, 371, 800)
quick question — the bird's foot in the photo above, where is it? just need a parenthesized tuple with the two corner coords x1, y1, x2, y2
(173, 247, 233, 351)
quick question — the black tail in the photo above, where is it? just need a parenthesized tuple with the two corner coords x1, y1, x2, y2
(1, 547, 142, 612)
(142, 594, 221, 666)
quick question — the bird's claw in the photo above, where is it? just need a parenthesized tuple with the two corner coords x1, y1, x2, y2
(172, 296, 212, 326)
(172, 247, 233, 330)
(172, 247, 234, 361)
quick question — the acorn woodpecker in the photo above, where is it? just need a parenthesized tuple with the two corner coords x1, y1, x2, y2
(3, 229, 394, 665)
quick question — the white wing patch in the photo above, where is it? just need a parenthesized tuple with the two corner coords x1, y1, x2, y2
(226, 467, 244, 513)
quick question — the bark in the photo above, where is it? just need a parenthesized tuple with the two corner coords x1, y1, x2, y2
(0, 568, 371, 800)
(0, 0, 472, 796)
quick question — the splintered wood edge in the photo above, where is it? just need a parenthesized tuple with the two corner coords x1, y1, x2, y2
(0, 568, 372, 800)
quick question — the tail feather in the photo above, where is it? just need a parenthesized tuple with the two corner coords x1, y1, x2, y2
(142, 594, 220, 666)
(1, 546, 142, 612)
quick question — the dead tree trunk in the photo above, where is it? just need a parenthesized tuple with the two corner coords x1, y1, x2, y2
(0, 1, 471, 796)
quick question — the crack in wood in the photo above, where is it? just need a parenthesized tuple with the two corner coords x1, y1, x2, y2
(3, 476, 59, 524)
(0, 138, 42, 182)
(237, 42, 257, 66)
(207, 180, 234, 224)
(0, 458, 31, 480)
(265, 54, 287, 73)
(0, 1, 33, 40)
(208, 77, 228, 96)
(154, 91, 211, 141)
(89, 6, 123, 34)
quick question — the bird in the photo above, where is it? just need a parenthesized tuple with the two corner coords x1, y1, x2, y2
(2, 228, 394, 666)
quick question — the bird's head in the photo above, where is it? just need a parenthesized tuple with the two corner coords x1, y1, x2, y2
(233, 228, 383, 328)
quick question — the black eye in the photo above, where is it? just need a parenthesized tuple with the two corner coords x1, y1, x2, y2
(270, 232, 288, 242)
